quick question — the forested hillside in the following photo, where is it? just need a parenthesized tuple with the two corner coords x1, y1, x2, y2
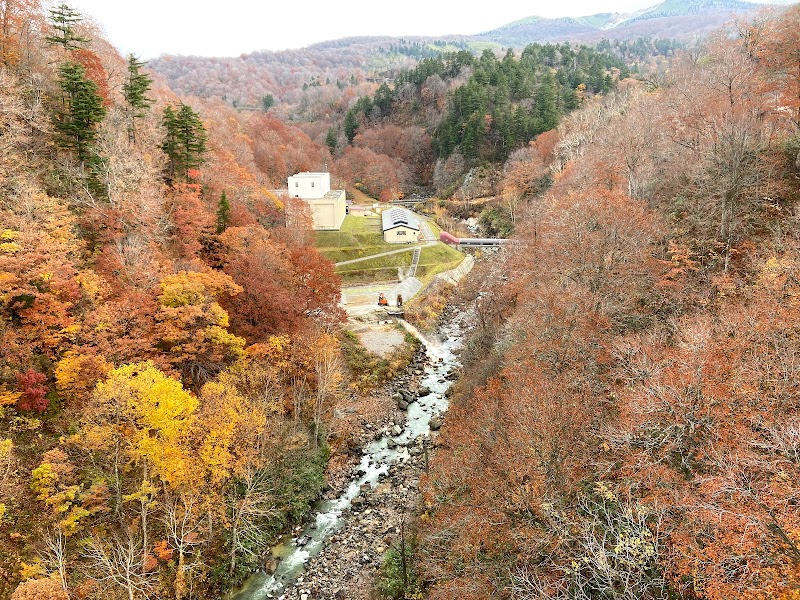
(416, 6, 800, 600)
(147, 37, 464, 117)
(150, 34, 673, 204)
(4, 0, 800, 599)
(0, 2, 347, 598)
(327, 42, 629, 201)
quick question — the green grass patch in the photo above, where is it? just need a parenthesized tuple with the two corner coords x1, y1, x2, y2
(341, 329, 420, 392)
(338, 269, 402, 285)
(416, 243, 465, 284)
(334, 242, 464, 285)
(316, 215, 395, 262)
(319, 246, 392, 263)
(321, 215, 464, 284)
(418, 242, 463, 266)
(335, 250, 414, 273)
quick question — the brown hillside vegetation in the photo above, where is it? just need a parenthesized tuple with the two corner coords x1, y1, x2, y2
(419, 6, 800, 600)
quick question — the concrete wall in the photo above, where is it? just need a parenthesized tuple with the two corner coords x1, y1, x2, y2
(308, 190, 346, 230)
(384, 226, 419, 244)
(287, 172, 330, 200)
(435, 255, 475, 286)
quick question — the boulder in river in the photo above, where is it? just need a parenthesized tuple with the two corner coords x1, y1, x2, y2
(418, 386, 431, 397)
(429, 415, 443, 430)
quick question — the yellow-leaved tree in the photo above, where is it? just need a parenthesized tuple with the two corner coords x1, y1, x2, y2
(157, 270, 246, 387)
(79, 361, 198, 593)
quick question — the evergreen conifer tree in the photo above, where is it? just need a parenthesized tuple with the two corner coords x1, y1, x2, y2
(325, 127, 338, 153)
(344, 109, 358, 144)
(534, 72, 559, 134)
(216, 191, 231, 233)
(123, 54, 153, 143)
(45, 3, 89, 51)
(54, 61, 106, 167)
(161, 103, 207, 184)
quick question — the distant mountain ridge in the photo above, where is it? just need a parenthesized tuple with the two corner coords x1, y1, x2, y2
(478, 0, 785, 45)
(149, 0, 795, 112)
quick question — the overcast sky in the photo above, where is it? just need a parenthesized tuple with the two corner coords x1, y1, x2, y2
(62, 0, 786, 59)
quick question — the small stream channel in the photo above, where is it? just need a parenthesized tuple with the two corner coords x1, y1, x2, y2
(230, 313, 466, 599)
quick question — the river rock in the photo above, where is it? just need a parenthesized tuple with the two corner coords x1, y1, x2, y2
(386, 438, 397, 448)
(429, 415, 443, 430)
(391, 424, 403, 436)
(417, 386, 431, 397)
(397, 399, 409, 411)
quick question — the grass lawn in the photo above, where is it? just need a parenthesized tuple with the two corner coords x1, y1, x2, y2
(416, 243, 465, 284)
(335, 242, 464, 286)
(320, 214, 465, 286)
(316, 215, 393, 262)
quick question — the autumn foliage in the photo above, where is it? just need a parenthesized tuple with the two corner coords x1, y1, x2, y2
(419, 8, 800, 600)
(0, 3, 345, 598)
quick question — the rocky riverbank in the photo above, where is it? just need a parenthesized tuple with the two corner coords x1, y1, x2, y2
(271, 315, 463, 600)
(279, 432, 434, 599)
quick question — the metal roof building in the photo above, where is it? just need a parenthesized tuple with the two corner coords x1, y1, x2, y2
(382, 208, 420, 244)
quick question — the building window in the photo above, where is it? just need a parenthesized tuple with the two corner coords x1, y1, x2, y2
(295, 182, 299, 187)
(311, 182, 315, 187)
(397, 230, 406, 236)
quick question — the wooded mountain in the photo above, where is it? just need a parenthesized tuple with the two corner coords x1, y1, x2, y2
(415, 6, 800, 599)
(0, 2, 349, 597)
(477, 0, 772, 45)
(149, 0, 789, 110)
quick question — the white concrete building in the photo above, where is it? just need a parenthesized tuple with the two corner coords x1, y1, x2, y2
(382, 208, 420, 243)
(287, 172, 346, 230)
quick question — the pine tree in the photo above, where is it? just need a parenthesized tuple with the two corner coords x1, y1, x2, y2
(344, 109, 358, 144)
(161, 103, 207, 184)
(123, 54, 153, 143)
(45, 3, 89, 52)
(54, 61, 106, 167)
(161, 104, 179, 180)
(216, 191, 231, 233)
(325, 127, 338, 154)
(534, 72, 559, 134)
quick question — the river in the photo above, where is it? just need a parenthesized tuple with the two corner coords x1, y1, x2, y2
(230, 312, 466, 599)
